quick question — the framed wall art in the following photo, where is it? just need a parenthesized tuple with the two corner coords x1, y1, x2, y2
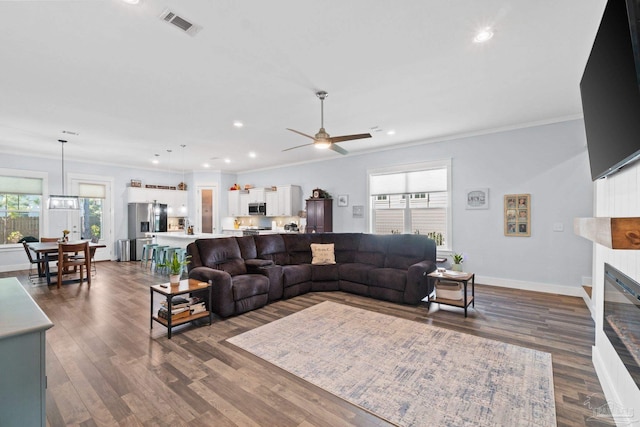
(337, 194, 349, 207)
(504, 194, 530, 237)
(466, 188, 489, 210)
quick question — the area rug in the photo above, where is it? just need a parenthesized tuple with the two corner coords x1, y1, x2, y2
(227, 301, 556, 427)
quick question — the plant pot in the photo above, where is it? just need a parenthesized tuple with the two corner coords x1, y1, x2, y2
(451, 264, 463, 272)
(169, 274, 181, 285)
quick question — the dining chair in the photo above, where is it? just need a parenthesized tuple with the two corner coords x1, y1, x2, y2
(40, 237, 59, 242)
(22, 242, 46, 284)
(57, 241, 91, 288)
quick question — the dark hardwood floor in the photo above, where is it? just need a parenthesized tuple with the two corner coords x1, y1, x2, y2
(2, 262, 611, 426)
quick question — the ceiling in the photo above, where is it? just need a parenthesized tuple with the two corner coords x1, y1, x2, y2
(0, 0, 606, 173)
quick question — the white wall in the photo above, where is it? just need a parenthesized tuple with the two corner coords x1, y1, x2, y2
(592, 163, 640, 423)
(238, 119, 594, 294)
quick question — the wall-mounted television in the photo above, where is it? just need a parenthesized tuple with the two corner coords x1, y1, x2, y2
(580, 0, 640, 180)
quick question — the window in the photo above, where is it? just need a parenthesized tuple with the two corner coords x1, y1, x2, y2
(0, 173, 44, 245)
(369, 160, 451, 249)
(78, 183, 105, 240)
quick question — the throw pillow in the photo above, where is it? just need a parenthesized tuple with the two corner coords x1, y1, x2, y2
(311, 243, 336, 265)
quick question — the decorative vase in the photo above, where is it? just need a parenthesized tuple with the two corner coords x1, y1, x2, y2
(451, 264, 463, 272)
(169, 274, 181, 285)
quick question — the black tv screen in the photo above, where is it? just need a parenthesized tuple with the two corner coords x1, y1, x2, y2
(581, 0, 640, 180)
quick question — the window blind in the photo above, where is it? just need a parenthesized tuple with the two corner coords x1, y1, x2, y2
(0, 176, 43, 195)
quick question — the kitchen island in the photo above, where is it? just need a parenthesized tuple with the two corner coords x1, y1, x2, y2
(147, 232, 229, 248)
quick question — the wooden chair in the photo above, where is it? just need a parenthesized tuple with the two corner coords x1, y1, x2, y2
(40, 237, 59, 242)
(57, 241, 91, 289)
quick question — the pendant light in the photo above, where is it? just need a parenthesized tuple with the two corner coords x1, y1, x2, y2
(180, 144, 187, 215)
(48, 139, 79, 210)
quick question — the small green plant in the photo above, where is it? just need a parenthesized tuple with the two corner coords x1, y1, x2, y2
(453, 253, 464, 264)
(159, 253, 191, 275)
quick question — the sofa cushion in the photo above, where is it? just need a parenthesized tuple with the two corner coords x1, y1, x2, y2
(236, 235, 258, 260)
(284, 234, 321, 264)
(195, 238, 247, 276)
(339, 262, 376, 285)
(354, 234, 388, 267)
(311, 243, 336, 265)
(232, 274, 270, 300)
(323, 233, 361, 263)
(255, 234, 289, 265)
(311, 263, 339, 281)
(369, 268, 407, 292)
(282, 264, 312, 286)
(384, 234, 433, 269)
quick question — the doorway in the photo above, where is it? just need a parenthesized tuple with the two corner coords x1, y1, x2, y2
(197, 185, 217, 234)
(69, 174, 114, 261)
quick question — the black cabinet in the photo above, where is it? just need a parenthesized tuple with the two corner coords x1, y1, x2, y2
(306, 198, 333, 233)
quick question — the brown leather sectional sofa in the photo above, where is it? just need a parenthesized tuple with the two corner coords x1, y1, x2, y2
(186, 233, 437, 318)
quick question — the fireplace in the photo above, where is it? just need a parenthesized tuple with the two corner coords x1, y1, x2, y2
(603, 263, 640, 388)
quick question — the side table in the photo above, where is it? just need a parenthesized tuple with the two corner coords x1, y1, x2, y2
(150, 278, 213, 339)
(428, 270, 475, 317)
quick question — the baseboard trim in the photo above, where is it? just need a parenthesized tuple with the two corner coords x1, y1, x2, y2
(475, 275, 583, 297)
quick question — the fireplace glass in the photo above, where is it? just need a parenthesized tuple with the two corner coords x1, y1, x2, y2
(603, 263, 640, 388)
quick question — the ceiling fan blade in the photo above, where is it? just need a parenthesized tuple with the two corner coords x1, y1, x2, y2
(282, 142, 315, 152)
(287, 128, 316, 140)
(328, 133, 372, 143)
(329, 143, 348, 155)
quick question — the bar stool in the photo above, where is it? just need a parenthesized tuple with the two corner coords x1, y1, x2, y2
(141, 243, 158, 270)
(161, 247, 182, 274)
(151, 245, 169, 273)
(174, 248, 189, 274)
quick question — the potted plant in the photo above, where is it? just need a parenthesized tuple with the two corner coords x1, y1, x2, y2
(159, 253, 191, 284)
(452, 252, 465, 272)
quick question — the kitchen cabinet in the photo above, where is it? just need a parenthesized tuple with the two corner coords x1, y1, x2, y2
(265, 191, 279, 216)
(248, 188, 272, 203)
(127, 187, 187, 216)
(239, 192, 250, 216)
(228, 190, 247, 216)
(0, 277, 53, 427)
(277, 185, 302, 216)
(306, 198, 333, 233)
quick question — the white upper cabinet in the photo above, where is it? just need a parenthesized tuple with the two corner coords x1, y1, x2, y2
(127, 187, 187, 216)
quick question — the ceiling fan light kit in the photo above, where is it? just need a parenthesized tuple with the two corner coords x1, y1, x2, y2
(284, 91, 371, 155)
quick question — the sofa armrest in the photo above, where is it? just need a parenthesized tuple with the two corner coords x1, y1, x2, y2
(188, 266, 235, 318)
(405, 260, 437, 304)
(255, 264, 283, 302)
(245, 258, 274, 273)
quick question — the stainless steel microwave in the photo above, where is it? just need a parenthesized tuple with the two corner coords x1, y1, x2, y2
(248, 202, 266, 215)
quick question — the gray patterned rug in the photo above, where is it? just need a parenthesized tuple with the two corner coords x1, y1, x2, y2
(227, 301, 556, 427)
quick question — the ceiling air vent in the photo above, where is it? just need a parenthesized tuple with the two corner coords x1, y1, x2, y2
(159, 8, 202, 36)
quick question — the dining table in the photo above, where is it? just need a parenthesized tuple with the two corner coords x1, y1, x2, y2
(27, 241, 107, 285)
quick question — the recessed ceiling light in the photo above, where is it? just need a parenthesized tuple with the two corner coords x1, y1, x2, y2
(387, 130, 396, 136)
(152, 154, 160, 164)
(233, 121, 244, 128)
(249, 151, 256, 158)
(224, 158, 231, 164)
(203, 163, 210, 168)
(122, 0, 140, 4)
(473, 27, 494, 43)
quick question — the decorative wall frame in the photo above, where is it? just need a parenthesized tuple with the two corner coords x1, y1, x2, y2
(352, 205, 364, 218)
(337, 194, 349, 207)
(466, 188, 489, 210)
(504, 194, 531, 237)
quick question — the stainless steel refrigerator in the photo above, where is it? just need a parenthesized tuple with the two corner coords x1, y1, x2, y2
(128, 202, 167, 260)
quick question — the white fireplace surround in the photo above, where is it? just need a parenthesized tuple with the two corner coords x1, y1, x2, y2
(591, 165, 640, 425)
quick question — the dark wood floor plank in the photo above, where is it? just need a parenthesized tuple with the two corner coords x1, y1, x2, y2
(0, 262, 607, 426)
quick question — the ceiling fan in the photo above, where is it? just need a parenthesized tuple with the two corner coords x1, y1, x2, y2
(283, 91, 371, 155)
